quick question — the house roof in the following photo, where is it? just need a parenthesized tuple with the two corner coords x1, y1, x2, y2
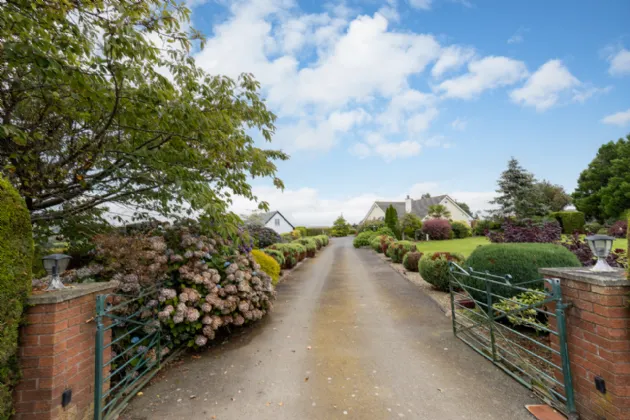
(260, 211, 295, 229)
(375, 195, 449, 219)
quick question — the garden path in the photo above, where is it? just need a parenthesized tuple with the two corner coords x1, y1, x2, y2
(122, 237, 535, 419)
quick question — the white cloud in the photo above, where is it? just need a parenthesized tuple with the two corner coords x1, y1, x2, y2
(572, 85, 612, 103)
(409, 0, 432, 10)
(377, 89, 437, 132)
(436, 56, 528, 99)
(608, 48, 630, 76)
(601, 108, 630, 126)
(231, 182, 495, 225)
(451, 118, 467, 131)
(432, 45, 476, 78)
(510, 60, 579, 111)
(407, 108, 440, 133)
(507, 27, 528, 45)
(349, 133, 422, 162)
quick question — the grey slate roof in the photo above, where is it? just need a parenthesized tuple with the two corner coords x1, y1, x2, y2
(375, 195, 448, 219)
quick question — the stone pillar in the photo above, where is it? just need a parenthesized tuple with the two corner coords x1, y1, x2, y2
(540, 267, 630, 420)
(13, 282, 115, 420)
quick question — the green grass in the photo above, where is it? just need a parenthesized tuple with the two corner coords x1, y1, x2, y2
(414, 235, 628, 259)
(415, 236, 490, 258)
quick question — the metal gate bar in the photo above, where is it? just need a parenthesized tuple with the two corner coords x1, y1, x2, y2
(448, 263, 576, 416)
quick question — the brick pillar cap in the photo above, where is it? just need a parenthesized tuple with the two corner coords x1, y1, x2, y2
(539, 267, 629, 287)
(27, 281, 117, 305)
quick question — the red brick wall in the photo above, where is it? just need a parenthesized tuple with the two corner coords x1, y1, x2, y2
(13, 288, 113, 420)
(546, 277, 630, 420)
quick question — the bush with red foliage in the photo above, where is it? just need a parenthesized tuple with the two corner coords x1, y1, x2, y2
(421, 219, 452, 240)
(561, 233, 627, 268)
(487, 219, 561, 244)
(608, 220, 628, 238)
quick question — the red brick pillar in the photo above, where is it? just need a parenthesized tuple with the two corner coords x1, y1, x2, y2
(13, 282, 115, 420)
(541, 267, 630, 420)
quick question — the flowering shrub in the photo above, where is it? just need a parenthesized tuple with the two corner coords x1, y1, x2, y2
(353, 231, 378, 248)
(386, 241, 417, 263)
(608, 220, 628, 238)
(251, 250, 280, 285)
(246, 225, 281, 248)
(487, 219, 561, 243)
(402, 251, 423, 272)
(418, 252, 465, 292)
(421, 219, 452, 240)
(451, 221, 472, 239)
(91, 225, 276, 350)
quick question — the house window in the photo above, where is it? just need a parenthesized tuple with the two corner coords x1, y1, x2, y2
(275, 218, 280, 226)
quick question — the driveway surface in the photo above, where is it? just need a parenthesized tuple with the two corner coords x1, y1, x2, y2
(123, 237, 535, 419)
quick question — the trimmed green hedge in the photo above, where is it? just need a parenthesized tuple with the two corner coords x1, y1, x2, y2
(268, 243, 307, 269)
(0, 176, 33, 418)
(419, 252, 465, 292)
(314, 235, 329, 247)
(464, 243, 581, 299)
(293, 238, 317, 257)
(386, 240, 417, 263)
(353, 231, 378, 248)
(550, 211, 585, 234)
(263, 248, 285, 268)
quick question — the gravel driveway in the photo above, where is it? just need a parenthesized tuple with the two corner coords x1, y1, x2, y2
(123, 237, 535, 419)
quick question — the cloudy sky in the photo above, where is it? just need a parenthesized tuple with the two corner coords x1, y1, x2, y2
(187, 0, 629, 226)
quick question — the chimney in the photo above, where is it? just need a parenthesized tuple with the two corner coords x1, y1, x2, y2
(405, 195, 412, 213)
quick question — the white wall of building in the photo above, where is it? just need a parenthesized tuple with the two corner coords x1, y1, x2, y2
(364, 204, 385, 222)
(265, 213, 294, 234)
(440, 197, 473, 223)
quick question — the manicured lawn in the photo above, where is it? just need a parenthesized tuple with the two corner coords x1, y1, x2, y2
(414, 235, 628, 259)
(415, 236, 490, 258)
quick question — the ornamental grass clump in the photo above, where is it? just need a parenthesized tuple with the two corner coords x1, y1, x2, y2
(419, 252, 465, 292)
(386, 241, 417, 263)
(402, 251, 423, 272)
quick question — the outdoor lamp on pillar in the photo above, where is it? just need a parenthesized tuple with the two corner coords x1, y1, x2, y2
(585, 235, 615, 272)
(43, 254, 71, 290)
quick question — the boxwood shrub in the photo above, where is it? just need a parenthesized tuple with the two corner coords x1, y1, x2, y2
(263, 248, 285, 268)
(463, 243, 581, 300)
(268, 243, 307, 269)
(402, 251, 423, 272)
(386, 240, 417, 263)
(252, 250, 281, 285)
(293, 238, 317, 257)
(353, 231, 378, 248)
(550, 211, 585, 234)
(419, 252, 465, 292)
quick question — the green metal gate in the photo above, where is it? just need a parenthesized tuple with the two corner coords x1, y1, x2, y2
(448, 262, 576, 416)
(94, 287, 172, 420)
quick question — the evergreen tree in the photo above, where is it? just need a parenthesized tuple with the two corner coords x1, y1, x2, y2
(490, 158, 545, 218)
(332, 215, 350, 237)
(385, 205, 398, 233)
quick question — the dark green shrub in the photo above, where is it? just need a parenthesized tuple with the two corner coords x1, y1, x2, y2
(464, 243, 581, 299)
(400, 214, 422, 240)
(263, 248, 285, 267)
(386, 241, 417, 263)
(550, 211, 585, 234)
(353, 231, 378, 248)
(0, 177, 34, 418)
(419, 252, 465, 291)
(584, 222, 603, 235)
(376, 226, 396, 238)
(403, 251, 423, 272)
(451, 221, 472, 239)
(246, 225, 281, 248)
(473, 219, 502, 236)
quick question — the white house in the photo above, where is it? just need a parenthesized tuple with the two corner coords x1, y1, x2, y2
(361, 194, 473, 224)
(260, 211, 295, 234)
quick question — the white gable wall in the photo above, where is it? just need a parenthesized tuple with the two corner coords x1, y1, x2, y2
(363, 204, 385, 222)
(440, 197, 473, 223)
(265, 213, 293, 234)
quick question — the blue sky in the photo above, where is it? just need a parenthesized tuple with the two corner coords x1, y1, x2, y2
(187, 0, 630, 226)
